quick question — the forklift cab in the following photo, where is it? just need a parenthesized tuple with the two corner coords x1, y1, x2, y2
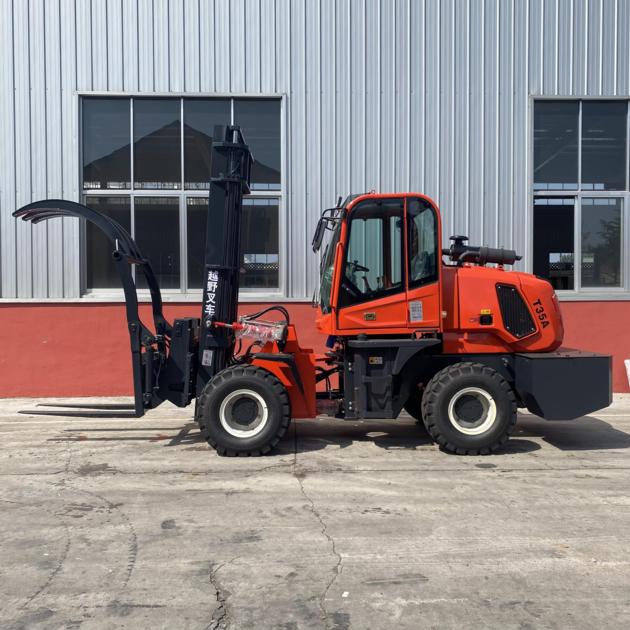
(316, 193, 442, 336)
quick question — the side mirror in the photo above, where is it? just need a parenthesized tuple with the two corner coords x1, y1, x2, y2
(312, 217, 326, 252)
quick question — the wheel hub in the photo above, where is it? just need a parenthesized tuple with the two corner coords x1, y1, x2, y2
(447, 387, 497, 435)
(219, 389, 269, 438)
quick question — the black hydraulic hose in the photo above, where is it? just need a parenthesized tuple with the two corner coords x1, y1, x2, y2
(245, 304, 291, 324)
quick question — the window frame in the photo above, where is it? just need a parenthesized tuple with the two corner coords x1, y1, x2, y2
(337, 198, 406, 309)
(531, 97, 630, 300)
(78, 93, 286, 301)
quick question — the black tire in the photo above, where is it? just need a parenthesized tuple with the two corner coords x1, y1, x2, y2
(196, 365, 291, 456)
(403, 388, 427, 429)
(421, 362, 516, 455)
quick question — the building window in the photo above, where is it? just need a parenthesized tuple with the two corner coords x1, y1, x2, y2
(81, 96, 282, 294)
(533, 100, 629, 293)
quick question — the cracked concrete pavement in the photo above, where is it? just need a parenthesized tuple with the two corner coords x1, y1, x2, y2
(1, 395, 630, 629)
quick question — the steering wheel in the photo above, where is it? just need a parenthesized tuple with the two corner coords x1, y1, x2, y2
(348, 259, 370, 273)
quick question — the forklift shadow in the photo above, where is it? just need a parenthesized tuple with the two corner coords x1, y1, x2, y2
(57, 413, 629, 454)
(292, 418, 433, 453)
(291, 418, 542, 454)
(514, 414, 630, 451)
(59, 418, 539, 454)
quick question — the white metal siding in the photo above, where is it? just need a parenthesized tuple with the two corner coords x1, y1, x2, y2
(1, 0, 629, 299)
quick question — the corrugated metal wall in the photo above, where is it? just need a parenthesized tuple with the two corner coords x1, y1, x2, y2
(1, 0, 630, 300)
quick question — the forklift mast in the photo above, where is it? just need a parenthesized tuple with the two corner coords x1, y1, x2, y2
(197, 126, 252, 388)
(14, 126, 253, 418)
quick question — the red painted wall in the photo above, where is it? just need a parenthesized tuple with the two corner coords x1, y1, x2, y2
(0, 300, 628, 397)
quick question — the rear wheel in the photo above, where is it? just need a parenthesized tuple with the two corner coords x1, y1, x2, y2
(421, 362, 516, 455)
(403, 387, 428, 430)
(196, 366, 291, 456)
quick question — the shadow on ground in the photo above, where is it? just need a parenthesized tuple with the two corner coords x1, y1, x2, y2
(47, 411, 630, 456)
(515, 414, 630, 451)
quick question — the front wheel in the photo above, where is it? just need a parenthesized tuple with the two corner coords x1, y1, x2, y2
(421, 362, 516, 455)
(196, 366, 291, 456)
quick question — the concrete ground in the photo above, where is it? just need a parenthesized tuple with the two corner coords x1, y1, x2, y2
(1, 397, 629, 630)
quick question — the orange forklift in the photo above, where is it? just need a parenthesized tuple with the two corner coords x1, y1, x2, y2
(14, 127, 611, 455)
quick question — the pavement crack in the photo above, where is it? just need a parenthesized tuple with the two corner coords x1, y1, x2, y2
(205, 558, 237, 630)
(294, 471, 342, 629)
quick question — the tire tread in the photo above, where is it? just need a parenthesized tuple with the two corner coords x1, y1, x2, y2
(421, 362, 517, 455)
(196, 365, 291, 457)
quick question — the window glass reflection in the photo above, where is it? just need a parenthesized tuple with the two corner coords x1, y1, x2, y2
(133, 99, 181, 189)
(533, 101, 579, 190)
(533, 198, 575, 290)
(234, 99, 281, 190)
(184, 99, 231, 189)
(187, 197, 279, 289)
(581, 101, 627, 191)
(83, 99, 131, 189)
(135, 197, 180, 289)
(85, 196, 131, 288)
(581, 198, 622, 287)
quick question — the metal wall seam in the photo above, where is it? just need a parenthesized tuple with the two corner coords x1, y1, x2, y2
(199, 0, 214, 91)
(183, 0, 200, 92)
(528, 0, 542, 94)
(14, 0, 33, 298)
(230, 0, 245, 93)
(168, 0, 185, 92)
(214, 0, 230, 93)
(424, 0, 439, 204)
(453, 0, 469, 238)
(60, 0, 79, 297)
(601, 0, 617, 94)
(349, 0, 365, 193)
(587, 0, 602, 94)
(244, 0, 260, 92)
(482, 0, 496, 247)
(153, 0, 169, 92)
(106, 0, 123, 92)
(468, 0, 483, 245)
(409, 0, 424, 195)
(137, 0, 154, 92)
(379, 0, 394, 192)
(288, 0, 306, 298)
(259, 0, 273, 93)
(122, 0, 139, 92)
(304, 0, 320, 296)
(498, 0, 514, 250)
(558, 0, 573, 95)
(44, 0, 64, 297)
(393, 0, 409, 193)
(513, 0, 529, 266)
(0, 0, 16, 297)
(618, 0, 630, 95)
(29, 0, 47, 298)
(542, 0, 557, 94)
(91, 0, 107, 91)
(321, 0, 337, 208)
(572, 0, 586, 94)
(364, 0, 379, 192)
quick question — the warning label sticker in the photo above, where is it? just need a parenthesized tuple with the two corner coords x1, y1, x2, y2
(409, 300, 423, 322)
(201, 349, 214, 367)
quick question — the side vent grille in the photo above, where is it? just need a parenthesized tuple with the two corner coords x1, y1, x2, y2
(496, 284, 536, 339)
